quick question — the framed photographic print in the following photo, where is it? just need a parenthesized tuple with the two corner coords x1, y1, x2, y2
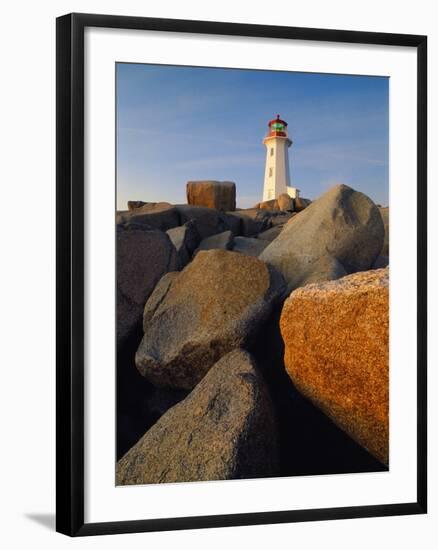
(56, 13, 427, 536)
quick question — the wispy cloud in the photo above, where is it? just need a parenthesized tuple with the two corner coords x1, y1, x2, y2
(293, 140, 388, 172)
(175, 153, 261, 169)
(119, 126, 261, 150)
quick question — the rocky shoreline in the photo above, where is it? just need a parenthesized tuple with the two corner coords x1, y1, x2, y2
(116, 183, 389, 484)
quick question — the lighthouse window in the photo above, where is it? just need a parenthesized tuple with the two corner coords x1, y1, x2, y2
(270, 148, 274, 156)
(269, 167, 273, 177)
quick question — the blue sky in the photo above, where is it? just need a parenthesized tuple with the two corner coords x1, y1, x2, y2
(116, 63, 389, 210)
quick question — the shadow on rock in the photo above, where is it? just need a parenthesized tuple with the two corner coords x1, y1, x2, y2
(117, 324, 188, 460)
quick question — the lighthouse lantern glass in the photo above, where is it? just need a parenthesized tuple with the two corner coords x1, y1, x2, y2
(268, 118, 288, 137)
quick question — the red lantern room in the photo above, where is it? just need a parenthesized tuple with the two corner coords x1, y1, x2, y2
(267, 114, 288, 137)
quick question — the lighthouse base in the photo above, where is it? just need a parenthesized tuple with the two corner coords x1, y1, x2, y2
(286, 186, 300, 199)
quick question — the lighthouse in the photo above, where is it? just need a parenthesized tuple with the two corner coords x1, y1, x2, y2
(262, 115, 299, 202)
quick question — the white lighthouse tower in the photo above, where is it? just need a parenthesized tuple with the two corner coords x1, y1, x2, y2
(262, 115, 299, 202)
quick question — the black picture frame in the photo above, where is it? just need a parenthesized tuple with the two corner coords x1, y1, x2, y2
(56, 12, 427, 537)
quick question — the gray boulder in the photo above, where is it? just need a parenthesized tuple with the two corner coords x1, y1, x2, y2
(270, 212, 295, 226)
(244, 208, 293, 228)
(117, 228, 179, 347)
(226, 211, 268, 236)
(117, 349, 278, 485)
(175, 205, 240, 239)
(294, 256, 347, 286)
(373, 255, 389, 269)
(257, 226, 283, 242)
(231, 208, 290, 230)
(117, 202, 180, 231)
(379, 207, 389, 257)
(166, 221, 200, 268)
(187, 180, 236, 212)
(143, 271, 180, 331)
(259, 184, 384, 292)
(194, 230, 234, 255)
(135, 249, 285, 389)
(233, 236, 269, 257)
(221, 212, 242, 235)
(235, 208, 268, 220)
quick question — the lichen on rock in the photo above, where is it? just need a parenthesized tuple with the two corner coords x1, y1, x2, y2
(280, 267, 389, 465)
